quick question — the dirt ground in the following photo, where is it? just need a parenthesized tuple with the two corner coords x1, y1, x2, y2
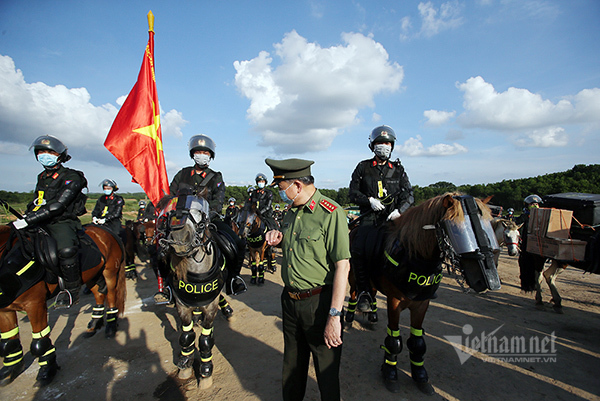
(0, 247, 599, 401)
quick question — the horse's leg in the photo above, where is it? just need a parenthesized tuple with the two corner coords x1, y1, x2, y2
(381, 296, 404, 393)
(257, 247, 266, 285)
(0, 311, 24, 386)
(24, 298, 60, 387)
(545, 260, 566, 314)
(534, 268, 545, 310)
(176, 304, 196, 381)
(345, 266, 358, 324)
(198, 301, 219, 380)
(407, 300, 434, 395)
(250, 250, 258, 285)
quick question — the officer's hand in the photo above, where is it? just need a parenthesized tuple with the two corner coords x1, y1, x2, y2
(387, 209, 401, 221)
(369, 197, 385, 212)
(92, 217, 98, 224)
(12, 218, 28, 230)
(98, 218, 106, 224)
(265, 230, 283, 246)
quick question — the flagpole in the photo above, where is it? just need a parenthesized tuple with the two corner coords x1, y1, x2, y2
(147, 10, 154, 33)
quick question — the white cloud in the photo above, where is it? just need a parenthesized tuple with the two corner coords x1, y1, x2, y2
(396, 135, 468, 157)
(454, 76, 600, 148)
(424, 109, 456, 126)
(161, 109, 188, 138)
(401, 1, 463, 40)
(234, 30, 404, 154)
(513, 126, 568, 147)
(0, 54, 187, 163)
(372, 113, 382, 122)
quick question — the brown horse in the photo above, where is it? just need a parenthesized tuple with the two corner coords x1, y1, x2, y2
(0, 223, 126, 387)
(238, 206, 274, 284)
(347, 193, 500, 395)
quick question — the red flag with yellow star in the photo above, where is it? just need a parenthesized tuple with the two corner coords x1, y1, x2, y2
(104, 11, 169, 205)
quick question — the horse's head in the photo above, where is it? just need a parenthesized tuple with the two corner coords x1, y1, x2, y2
(142, 219, 157, 246)
(499, 219, 522, 256)
(157, 195, 213, 259)
(392, 192, 501, 292)
(238, 207, 260, 239)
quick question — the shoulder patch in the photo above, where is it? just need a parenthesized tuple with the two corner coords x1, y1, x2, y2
(319, 199, 337, 213)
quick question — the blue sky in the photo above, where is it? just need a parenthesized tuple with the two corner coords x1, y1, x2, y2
(1, 1, 599, 194)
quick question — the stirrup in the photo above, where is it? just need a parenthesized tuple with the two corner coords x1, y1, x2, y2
(230, 276, 248, 296)
(54, 290, 74, 309)
(153, 287, 172, 305)
(357, 291, 373, 313)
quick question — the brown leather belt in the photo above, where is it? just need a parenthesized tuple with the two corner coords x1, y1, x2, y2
(287, 285, 326, 300)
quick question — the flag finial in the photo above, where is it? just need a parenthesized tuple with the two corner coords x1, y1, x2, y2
(147, 11, 154, 33)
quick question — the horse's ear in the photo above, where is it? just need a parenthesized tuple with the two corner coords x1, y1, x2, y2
(442, 194, 456, 208)
(517, 223, 524, 230)
(481, 195, 494, 204)
(501, 219, 508, 228)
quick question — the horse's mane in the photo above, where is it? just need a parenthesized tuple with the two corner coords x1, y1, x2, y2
(387, 192, 492, 260)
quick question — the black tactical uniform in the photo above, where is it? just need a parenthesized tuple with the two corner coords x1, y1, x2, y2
(224, 201, 240, 225)
(137, 201, 156, 221)
(349, 125, 414, 313)
(92, 192, 124, 234)
(21, 135, 88, 308)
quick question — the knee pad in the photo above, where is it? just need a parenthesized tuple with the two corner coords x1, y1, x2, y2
(30, 337, 53, 358)
(407, 332, 426, 358)
(198, 327, 214, 354)
(179, 328, 196, 349)
(0, 338, 22, 358)
(58, 246, 78, 261)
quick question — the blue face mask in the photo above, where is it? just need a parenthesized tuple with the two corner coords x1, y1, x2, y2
(37, 153, 59, 167)
(279, 182, 297, 205)
(257, 182, 265, 189)
(104, 189, 113, 196)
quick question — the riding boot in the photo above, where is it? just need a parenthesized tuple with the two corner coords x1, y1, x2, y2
(353, 261, 373, 312)
(226, 250, 247, 295)
(55, 247, 81, 309)
(219, 295, 234, 318)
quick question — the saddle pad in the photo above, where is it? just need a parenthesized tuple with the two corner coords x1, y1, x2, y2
(0, 243, 46, 308)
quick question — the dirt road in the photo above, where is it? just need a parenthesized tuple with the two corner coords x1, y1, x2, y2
(1, 249, 599, 400)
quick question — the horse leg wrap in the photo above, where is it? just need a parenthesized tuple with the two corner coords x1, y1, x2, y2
(407, 327, 428, 383)
(257, 261, 265, 284)
(380, 327, 402, 384)
(345, 299, 357, 323)
(192, 308, 204, 325)
(199, 327, 214, 378)
(219, 295, 233, 318)
(105, 308, 118, 339)
(368, 298, 379, 323)
(30, 330, 59, 385)
(0, 327, 24, 386)
(250, 263, 257, 284)
(177, 323, 195, 370)
(89, 304, 105, 329)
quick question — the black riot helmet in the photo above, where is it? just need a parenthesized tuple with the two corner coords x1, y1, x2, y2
(188, 134, 216, 159)
(29, 135, 71, 163)
(524, 194, 542, 205)
(368, 125, 396, 151)
(100, 179, 119, 191)
(255, 173, 268, 183)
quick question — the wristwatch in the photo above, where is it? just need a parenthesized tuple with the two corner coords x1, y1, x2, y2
(329, 307, 342, 317)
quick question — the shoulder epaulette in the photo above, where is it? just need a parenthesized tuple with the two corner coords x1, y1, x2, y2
(319, 199, 337, 213)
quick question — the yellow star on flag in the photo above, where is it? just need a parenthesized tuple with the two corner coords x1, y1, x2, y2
(132, 101, 162, 166)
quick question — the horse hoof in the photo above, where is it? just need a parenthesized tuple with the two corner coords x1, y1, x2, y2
(368, 312, 378, 324)
(417, 381, 435, 396)
(105, 322, 118, 338)
(199, 376, 213, 389)
(381, 364, 401, 393)
(344, 311, 355, 324)
(178, 367, 194, 380)
(0, 361, 23, 386)
(200, 362, 213, 378)
(34, 363, 60, 387)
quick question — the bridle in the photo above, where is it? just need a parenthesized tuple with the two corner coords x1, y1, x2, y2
(158, 201, 214, 258)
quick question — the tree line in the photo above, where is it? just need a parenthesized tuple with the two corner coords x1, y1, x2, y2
(2, 164, 598, 212)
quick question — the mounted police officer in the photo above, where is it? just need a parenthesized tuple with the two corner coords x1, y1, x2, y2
(273, 204, 284, 227)
(224, 197, 240, 225)
(12, 135, 88, 308)
(349, 125, 414, 312)
(169, 134, 247, 299)
(92, 179, 124, 234)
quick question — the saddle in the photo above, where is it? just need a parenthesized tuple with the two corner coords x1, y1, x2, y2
(0, 226, 107, 308)
(351, 224, 442, 301)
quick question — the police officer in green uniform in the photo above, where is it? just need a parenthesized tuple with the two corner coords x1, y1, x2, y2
(13, 135, 88, 308)
(168, 134, 247, 315)
(92, 179, 124, 234)
(265, 158, 351, 401)
(349, 125, 414, 312)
